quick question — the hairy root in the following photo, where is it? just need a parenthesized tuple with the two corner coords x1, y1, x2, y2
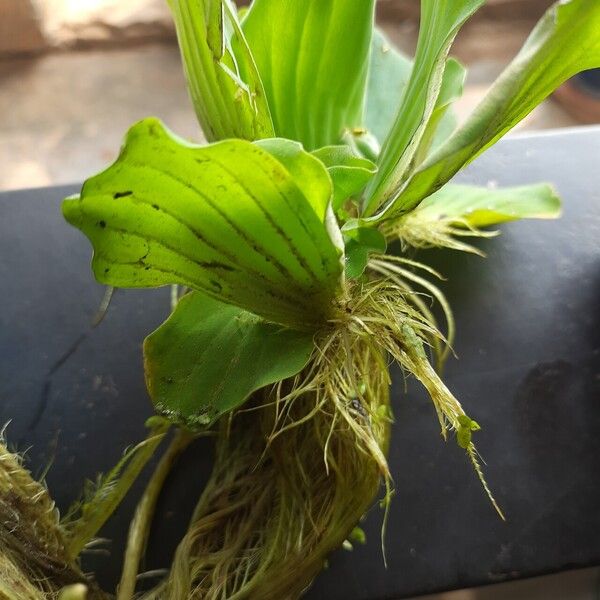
(144, 348, 391, 600)
(383, 214, 498, 255)
(0, 440, 107, 599)
(145, 270, 502, 599)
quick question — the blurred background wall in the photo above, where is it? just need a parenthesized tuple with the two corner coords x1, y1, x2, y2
(5, 0, 583, 193)
(0, 0, 47, 55)
(1, 0, 555, 57)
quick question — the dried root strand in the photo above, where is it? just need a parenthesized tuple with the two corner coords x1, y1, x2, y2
(350, 268, 504, 518)
(382, 213, 498, 256)
(0, 439, 108, 599)
(368, 254, 455, 371)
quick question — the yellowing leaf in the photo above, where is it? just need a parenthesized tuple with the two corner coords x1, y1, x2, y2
(409, 183, 562, 228)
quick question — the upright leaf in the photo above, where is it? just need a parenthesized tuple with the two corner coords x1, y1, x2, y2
(240, 0, 376, 150)
(363, 0, 484, 216)
(415, 58, 467, 162)
(145, 291, 314, 429)
(373, 0, 600, 222)
(365, 29, 413, 146)
(168, 0, 273, 142)
(62, 119, 343, 331)
(365, 30, 465, 159)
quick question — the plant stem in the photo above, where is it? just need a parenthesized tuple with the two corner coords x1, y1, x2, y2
(65, 421, 170, 560)
(117, 428, 195, 600)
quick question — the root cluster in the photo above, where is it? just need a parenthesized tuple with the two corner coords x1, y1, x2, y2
(143, 272, 497, 599)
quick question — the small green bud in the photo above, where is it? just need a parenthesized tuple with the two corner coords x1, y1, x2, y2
(456, 415, 481, 449)
(349, 526, 367, 545)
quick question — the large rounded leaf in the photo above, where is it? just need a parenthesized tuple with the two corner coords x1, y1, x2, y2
(62, 119, 343, 330)
(144, 291, 314, 428)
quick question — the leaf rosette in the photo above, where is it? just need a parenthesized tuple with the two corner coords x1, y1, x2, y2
(60, 2, 600, 594)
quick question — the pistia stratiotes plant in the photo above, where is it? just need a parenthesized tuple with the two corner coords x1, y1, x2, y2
(5, 0, 600, 598)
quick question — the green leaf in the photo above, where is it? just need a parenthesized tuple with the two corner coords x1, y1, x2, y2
(240, 0, 376, 150)
(168, 0, 273, 142)
(144, 291, 314, 429)
(312, 146, 377, 211)
(385, 184, 561, 254)
(344, 227, 387, 279)
(363, 0, 484, 216)
(365, 31, 465, 159)
(255, 138, 333, 220)
(62, 118, 343, 331)
(416, 58, 467, 161)
(374, 0, 600, 222)
(365, 29, 413, 146)
(410, 183, 562, 228)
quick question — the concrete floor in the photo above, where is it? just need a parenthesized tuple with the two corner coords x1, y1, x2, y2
(0, 37, 596, 600)
(0, 44, 201, 191)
